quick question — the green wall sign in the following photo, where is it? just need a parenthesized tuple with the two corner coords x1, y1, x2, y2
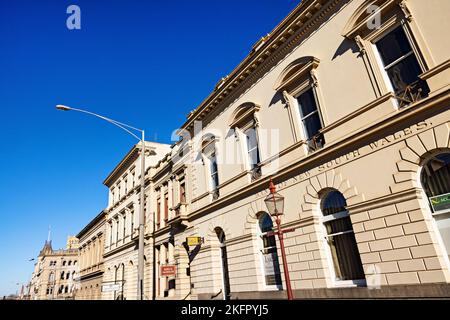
(430, 193, 450, 212)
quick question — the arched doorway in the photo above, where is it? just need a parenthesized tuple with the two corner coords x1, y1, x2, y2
(420, 152, 450, 260)
(215, 227, 230, 300)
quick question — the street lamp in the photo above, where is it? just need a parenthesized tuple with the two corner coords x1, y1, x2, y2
(264, 179, 294, 300)
(56, 104, 146, 300)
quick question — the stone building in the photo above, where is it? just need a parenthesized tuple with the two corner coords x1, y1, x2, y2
(29, 237, 79, 300)
(75, 211, 106, 300)
(74, 0, 450, 299)
(142, 0, 450, 299)
(101, 141, 171, 300)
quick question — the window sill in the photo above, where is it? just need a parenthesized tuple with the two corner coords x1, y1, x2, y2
(332, 279, 366, 288)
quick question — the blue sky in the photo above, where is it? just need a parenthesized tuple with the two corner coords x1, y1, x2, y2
(0, 0, 298, 296)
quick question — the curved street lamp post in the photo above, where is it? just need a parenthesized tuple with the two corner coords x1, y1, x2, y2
(56, 105, 146, 300)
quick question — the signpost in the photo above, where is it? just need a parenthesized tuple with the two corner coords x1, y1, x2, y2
(430, 193, 450, 212)
(160, 265, 177, 277)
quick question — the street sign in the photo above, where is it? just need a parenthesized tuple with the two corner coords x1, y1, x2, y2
(101, 283, 122, 292)
(160, 265, 177, 277)
(186, 236, 203, 246)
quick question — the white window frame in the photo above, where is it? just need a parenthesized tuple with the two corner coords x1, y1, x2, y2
(293, 86, 324, 143)
(243, 126, 261, 170)
(320, 207, 366, 288)
(257, 214, 283, 291)
(418, 159, 450, 271)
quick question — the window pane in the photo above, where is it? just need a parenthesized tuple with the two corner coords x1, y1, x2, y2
(297, 88, 318, 118)
(245, 128, 258, 149)
(303, 112, 322, 140)
(328, 232, 365, 280)
(386, 54, 422, 94)
(209, 154, 218, 174)
(259, 214, 273, 233)
(421, 153, 450, 198)
(322, 190, 347, 215)
(421, 153, 450, 260)
(245, 128, 260, 167)
(211, 172, 219, 190)
(248, 149, 260, 168)
(376, 26, 412, 66)
(325, 216, 353, 235)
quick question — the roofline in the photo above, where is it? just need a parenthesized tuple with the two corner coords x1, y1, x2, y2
(103, 142, 158, 187)
(179, 0, 320, 131)
(76, 210, 106, 239)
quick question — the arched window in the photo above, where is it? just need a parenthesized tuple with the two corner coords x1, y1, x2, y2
(258, 213, 282, 288)
(68, 260, 72, 266)
(202, 135, 220, 200)
(342, 0, 430, 106)
(60, 271, 65, 280)
(229, 102, 262, 180)
(215, 227, 230, 300)
(321, 190, 365, 284)
(421, 152, 450, 259)
(275, 57, 325, 152)
(62, 261, 66, 266)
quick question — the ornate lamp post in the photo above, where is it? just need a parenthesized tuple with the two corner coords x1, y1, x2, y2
(264, 179, 294, 300)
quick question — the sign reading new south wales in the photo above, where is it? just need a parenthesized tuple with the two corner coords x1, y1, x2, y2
(430, 193, 450, 212)
(186, 236, 203, 246)
(160, 265, 176, 277)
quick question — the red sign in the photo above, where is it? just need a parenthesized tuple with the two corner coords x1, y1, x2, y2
(160, 265, 176, 277)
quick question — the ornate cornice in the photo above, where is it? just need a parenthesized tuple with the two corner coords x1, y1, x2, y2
(180, 0, 345, 132)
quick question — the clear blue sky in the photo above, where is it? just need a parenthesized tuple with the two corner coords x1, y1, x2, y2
(0, 0, 298, 296)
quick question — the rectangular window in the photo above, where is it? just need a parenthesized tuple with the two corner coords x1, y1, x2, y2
(375, 26, 428, 100)
(109, 223, 113, 245)
(115, 219, 119, 243)
(297, 88, 323, 141)
(164, 193, 169, 222)
(180, 182, 186, 203)
(156, 198, 161, 228)
(131, 210, 134, 236)
(209, 153, 219, 191)
(123, 215, 126, 239)
(244, 128, 260, 169)
(124, 179, 128, 195)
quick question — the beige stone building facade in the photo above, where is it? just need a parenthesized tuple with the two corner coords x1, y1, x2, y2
(29, 238, 79, 300)
(101, 142, 171, 300)
(66, 0, 450, 299)
(75, 211, 106, 300)
(141, 0, 450, 299)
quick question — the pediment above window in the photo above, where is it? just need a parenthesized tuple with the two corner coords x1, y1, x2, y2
(201, 133, 218, 154)
(273, 56, 320, 91)
(342, 0, 406, 39)
(229, 102, 261, 128)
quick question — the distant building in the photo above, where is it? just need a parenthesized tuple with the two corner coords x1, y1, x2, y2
(75, 211, 106, 300)
(28, 237, 79, 300)
(101, 142, 171, 300)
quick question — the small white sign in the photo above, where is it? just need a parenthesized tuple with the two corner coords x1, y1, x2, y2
(102, 283, 122, 292)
